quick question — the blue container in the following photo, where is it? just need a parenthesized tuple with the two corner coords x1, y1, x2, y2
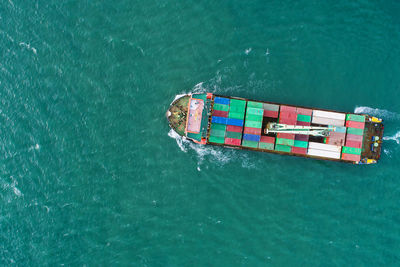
(243, 134, 261, 142)
(214, 97, 230, 105)
(226, 118, 244, 127)
(332, 126, 346, 133)
(212, 116, 228, 125)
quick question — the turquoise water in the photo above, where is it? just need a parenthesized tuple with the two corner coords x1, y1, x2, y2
(1, 0, 400, 265)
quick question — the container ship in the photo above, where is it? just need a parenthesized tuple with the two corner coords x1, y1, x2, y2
(166, 93, 384, 164)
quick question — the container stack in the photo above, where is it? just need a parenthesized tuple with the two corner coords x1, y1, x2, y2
(311, 110, 345, 126)
(275, 106, 297, 152)
(325, 126, 346, 146)
(307, 142, 341, 159)
(209, 97, 246, 145)
(292, 107, 312, 155)
(341, 114, 365, 161)
(242, 101, 263, 148)
(262, 103, 279, 118)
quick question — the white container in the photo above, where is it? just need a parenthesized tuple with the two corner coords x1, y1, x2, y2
(312, 110, 346, 121)
(308, 142, 342, 153)
(312, 116, 345, 126)
(307, 148, 341, 159)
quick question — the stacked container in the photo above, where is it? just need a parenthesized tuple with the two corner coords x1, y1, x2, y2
(225, 99, 246, 146)
(312, 110, 345, 126)
(262, 103, 279, 118)
(209, 97, 230, 144)
(242, 101, 263, 148)
(292, 107, 312, 154)
(307, 142, 341, 159)
(341, 114, 365, 161)
(275, 106, 297, 152)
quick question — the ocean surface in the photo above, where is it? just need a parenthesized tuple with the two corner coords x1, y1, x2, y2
(1, 0, 400, 265)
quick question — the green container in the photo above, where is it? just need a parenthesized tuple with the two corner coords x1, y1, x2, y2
(209, 136, 225, 144)
(247, 101, 263, 109)
(347, 127, 364, 136)
(241, 140, 258, 148)
(213, 103, 229, 112)
(342, 146, 362, 155)
(245, 114, 263, 122)
(210, 123, 226, 131)
(275, 144, 291, 153)
(210, 129, 226, 138)
(228, 112, 244, 120)
(276, 138, 295, 146)
(259, 142, 274, 150)
(230, 99, 246, 107)
(346, 114, 365, 122)
(245, 120, 262, 128)
(294, 140, 308, 148)
(246, 107, 264, 116)
(226, 131, 242, 139)
(229, 105, 245, 113)
(296, 114, 311, 122)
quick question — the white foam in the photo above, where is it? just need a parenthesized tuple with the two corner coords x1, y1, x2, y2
(354, 106, 400, 121)
(245, 48, 252, 55)
(192, 82, 206, 94)
(168, 129, 189, 152)
(383, 131, 400, 144)
(19, 42, 37, 54)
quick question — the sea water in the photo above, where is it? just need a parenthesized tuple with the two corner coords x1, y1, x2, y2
(1, 0, 400, 265)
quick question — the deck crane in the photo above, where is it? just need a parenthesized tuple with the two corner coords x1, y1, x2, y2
(264, 122, 335, 137)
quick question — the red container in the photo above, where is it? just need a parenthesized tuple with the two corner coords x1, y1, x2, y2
(279, 117, 297, 125)
(295, 134, 309, 141)
(212, 110, 228, 118)
(346, 134, 363, 142)
(280, 105, 297, 113)
(296, 107, 313, 116)
(291, 146, 307, 154)
(263, 110, 279, 118)
(279, 111, 297, 119)
(224, 138, 241, 146)
(226, 125, 243, 133)
(345, 140, 362, 149)
(244, 127, 262, 135)
(277, 133, 295, 140)
(346, 120, 365, 129)
(260, 136, 275, 144)
(341, 153, 361, 162)
(296, 121, 311, 126)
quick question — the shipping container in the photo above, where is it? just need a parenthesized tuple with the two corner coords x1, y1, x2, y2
(277, 133, 295, 140)
(280, 111, 298, 120)
(346, 120, 365, 129)
(247, 107, 264, 116)
(311, 116, 345, 126)
(263, 103, 279, 111)
(212, 116, 227, 125)
(342, 146, 362, 155)
(243, 133, 261, 142)
(245, 120, 262, 128)
(245, 114, 263, 122)
(295, 134, 309, 141)
(244, 127, 262, 135)
(294, 140, 308, 148)
(296, 121, 311, 126)
(229, 105, 246, 113)
(341, 153, 361, 162)
(346, 114, 365, 122)
(345, 140, 362, 149)
(307, 148, 341, 159)
(226, 125, 242, 133)
(212, 110, 228, 118)
(210, 128, 226, 138)
(308, 142, 342, 153)
(296, 114, 311, 122)
(230, 99, 246, 107)
(228, 112, 245, 120)
(280, 105, 297, 113)
(214, 97, 230, 105)
(247, 101, 263, 109)
(260, 136, 275, 144)
(276, 138, 295, 146)
(226, 131, 242, 139)
(291, 146, 307, 154)
(279, 117, 297, 125)
(241, 140, 259, 148)
(347, 127, 364, 136)
(209, 136, 225, 144)
(346, 133, 364, 142)
(296, 107, 313, 116)
(213, 103, 229, 112)
(211, 123, 226, 131)
(333, 126, 347, 133)
(275, 144, 292, 153)
(313, 110, 346, 120)
(224, 138, 241, 146)
(226, 118, 244, 127)
(263, 110, 279, 118)
(258, 142, 274, 150)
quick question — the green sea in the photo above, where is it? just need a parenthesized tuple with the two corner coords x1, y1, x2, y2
(1, 0, 400, 265)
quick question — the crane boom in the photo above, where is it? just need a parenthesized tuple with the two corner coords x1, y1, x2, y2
(265, 123, 335, 137)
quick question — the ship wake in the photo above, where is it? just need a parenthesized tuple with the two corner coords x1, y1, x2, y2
(354, 106, 400, 121)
